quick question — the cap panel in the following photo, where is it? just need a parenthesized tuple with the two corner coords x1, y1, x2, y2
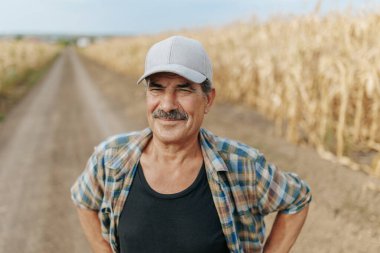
(170, 37, 206, 77)
(138, 35, 212, 85)
(145, 38, 172, 69)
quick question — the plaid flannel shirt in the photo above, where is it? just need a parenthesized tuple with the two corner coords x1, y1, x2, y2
(71, 128, 311, 252)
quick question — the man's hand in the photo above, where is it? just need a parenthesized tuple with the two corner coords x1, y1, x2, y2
(263, 205, 309, 253)
(76, 207, 113, 253)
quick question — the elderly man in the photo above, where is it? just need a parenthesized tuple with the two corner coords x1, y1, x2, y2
(71, 35, 311, 253)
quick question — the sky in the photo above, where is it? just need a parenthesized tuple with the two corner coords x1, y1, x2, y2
(0, 0, 379, 35)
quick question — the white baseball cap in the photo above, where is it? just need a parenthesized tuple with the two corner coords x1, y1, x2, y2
(137, 35, 213, 85)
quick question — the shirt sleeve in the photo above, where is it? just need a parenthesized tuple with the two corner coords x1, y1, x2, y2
(254, 155, 312, 215)
(70, 148, 105, 210)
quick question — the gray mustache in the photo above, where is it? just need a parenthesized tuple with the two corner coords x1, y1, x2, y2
(152, 109, 188, 120)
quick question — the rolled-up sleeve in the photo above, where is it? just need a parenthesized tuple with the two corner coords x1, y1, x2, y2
(254, 155, 312, 215)
(71, 149, 105, 210)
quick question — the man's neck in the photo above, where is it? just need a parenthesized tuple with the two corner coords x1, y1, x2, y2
(139, 132, 204, 194)
(143, 133, 202, 168)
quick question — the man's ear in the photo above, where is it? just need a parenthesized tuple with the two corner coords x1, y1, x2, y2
(204, 88, 216, 114)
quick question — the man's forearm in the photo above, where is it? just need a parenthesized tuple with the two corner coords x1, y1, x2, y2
(76, 207, 113, 253)
(264, 205, 309, 253)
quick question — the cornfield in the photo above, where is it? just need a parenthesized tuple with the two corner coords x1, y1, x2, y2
(81, 12, 380, 177)
(0, 39, 60, 95)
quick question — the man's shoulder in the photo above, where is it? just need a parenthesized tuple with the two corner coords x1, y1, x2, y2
(201, 128, 263, 161)
(94, 128, 151, 153)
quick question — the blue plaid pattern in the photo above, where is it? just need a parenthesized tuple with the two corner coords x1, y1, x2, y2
(71, 128, 311, 252)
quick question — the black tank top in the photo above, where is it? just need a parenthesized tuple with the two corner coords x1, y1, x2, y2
(117, 162, 230, 253)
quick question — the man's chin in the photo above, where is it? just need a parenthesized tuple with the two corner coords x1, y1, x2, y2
(155, 133, 183, 144)
(153, 125, 186, 143)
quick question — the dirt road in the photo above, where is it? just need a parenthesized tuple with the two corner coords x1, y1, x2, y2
(0, 48, 379, 253)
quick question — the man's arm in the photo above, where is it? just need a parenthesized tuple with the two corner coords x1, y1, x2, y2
(76, 208, 113, 253)
(263, 205, 309, 253)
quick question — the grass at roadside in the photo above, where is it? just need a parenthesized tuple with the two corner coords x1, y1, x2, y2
(0, 54, 59, 122)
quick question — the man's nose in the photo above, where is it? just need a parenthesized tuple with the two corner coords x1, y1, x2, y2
(160, 91, 178, 111)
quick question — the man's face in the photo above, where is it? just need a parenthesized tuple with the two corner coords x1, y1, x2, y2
(145, 73, 215, 145)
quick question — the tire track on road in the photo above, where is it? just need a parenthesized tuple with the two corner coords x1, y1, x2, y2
(69, 48, 125, 137)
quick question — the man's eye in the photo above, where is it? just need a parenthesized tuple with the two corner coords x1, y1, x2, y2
(178, 88, 193, 93)
(149, 88, 163, 92)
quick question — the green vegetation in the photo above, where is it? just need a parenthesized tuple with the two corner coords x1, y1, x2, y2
(57, 38, 76, 47)
(0, 54, 59, 121)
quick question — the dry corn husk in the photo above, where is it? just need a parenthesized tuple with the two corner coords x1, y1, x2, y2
(81, 11, 380, 177)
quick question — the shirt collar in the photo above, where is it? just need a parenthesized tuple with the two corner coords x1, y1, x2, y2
(106, 128, 152, 170)
(199, 128, 228, 172)
(106, 127, 228, 176)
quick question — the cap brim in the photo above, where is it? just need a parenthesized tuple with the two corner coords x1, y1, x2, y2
(137, 64, 207, 84)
